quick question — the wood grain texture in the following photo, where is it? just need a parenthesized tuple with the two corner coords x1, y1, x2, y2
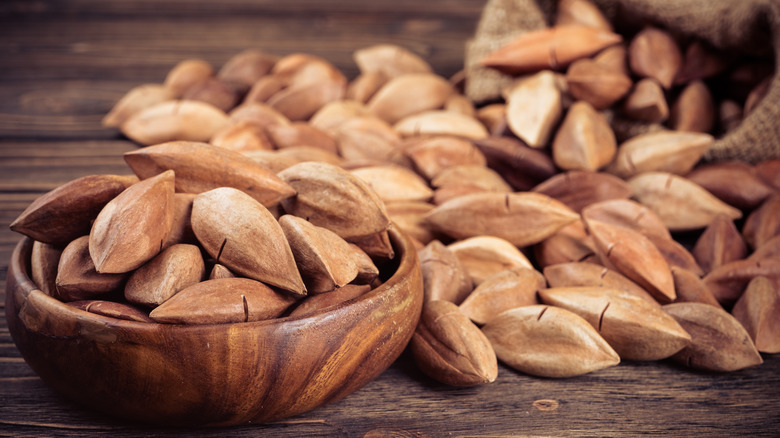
(1, 0, 780, 436)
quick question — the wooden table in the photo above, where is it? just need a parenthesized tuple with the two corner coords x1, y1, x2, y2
(2, 1, 779, 436)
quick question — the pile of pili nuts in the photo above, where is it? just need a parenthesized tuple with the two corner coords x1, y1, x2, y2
(14, 0, 780, 386)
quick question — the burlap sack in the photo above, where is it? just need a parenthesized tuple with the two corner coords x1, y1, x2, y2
(464, 0, 780, 163)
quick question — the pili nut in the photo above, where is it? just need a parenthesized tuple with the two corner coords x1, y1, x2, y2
(124, 243, 205, 308)
(531, 170, 632, 214)
(242, 149, 308, 174)
(431, 165, 512, 193)
(55, 236, 127, 302)
(216, 49, 278, 94)
(432, 185, 495, 206)
(266, 78, 347, 120)
(754, 159, 780, 191)
(124, 141, 296, 207)
(555, 0, 612, 30)
(444, 93, 476, 117)
(674, 39, 730, 85)
(149, 278, 298, 324)
(581, 198, 671, 240)
(348, 229, 396, 260)
(120, 100, 230, 146)
(702, 258, 780, 307)
(426, 192, 580, 247)
(719, 100, 743, 134)
(533, 220, 599, 268)
(685, 161, 775, 211)
(446, 235, 533, 287)
(30, 240, 63, 297)
(102, 84, 176, 128)
(731, 276, 780, 354)
(163, 193, 197, 249)
(481, 305, 620, 378)
(621, 78, 669, 123)
(742, 193, 780, 250)
(565, 59, 633, 110)
(449, 69, 467, 91)
(404, 135, 487, 180)
(287, 283, 372, 318)
(538, 286, 691, 361)
(366, 73, 453, 124)
(480, 25, 622, 75)
(333, 116, 406, 165)
(209, 263, 237, 280)
(180, 77, 240, 112)
(472, 136, 558, 191)
(410, 300, 498, 387)
(89, 170, 175, 274)
(271, 53, 345, 87)
(475, 103, 509, 137)
(628, 26, 682, 89)
(308, 100, 370, 132)
(504, 70, 562, 148)
(692, 213, 748, 275)
(67, 300, 153, 323)
(418, 240, 473, 305)
(459, 266, 546, 326)
(584, 218, 676, 303)
(273, 146, 344, 169)
(279, 214, 360, 294)
(593, 44, 629, 76)
(353, 44, 433, 79)
(606, 131, 713, 179)
(628, 172, 742, 232)
(228, 102, 291, 128)
(552, 100, 617, 171)
(244, 74, 287, 104)
(210, 121, 275, 153)
(265, 122, 339, 154)
(663, 302, 763, 372)
(347, 70, 389, 103)
(750, 234, 780, 261)
(670, 266, 722, 309)
(10, 174, 137, 245)
(278, 161, 391, 241)
(543, 261, 659, 306)
(393, 110, 489, 140)
(385, 201, 438, 245)
(644, 232, 703, 277)
(348, 243, 380, 284)
(669, 80, 715, 133)
(350, 165, 433, 203)
(267, 79, 347, 122)
(192, 187, 305, 296)
(163, 59, 215, 97)
(744, 76, 771, 115)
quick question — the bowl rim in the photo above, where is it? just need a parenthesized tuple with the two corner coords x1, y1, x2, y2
(9, 225, 416, 332)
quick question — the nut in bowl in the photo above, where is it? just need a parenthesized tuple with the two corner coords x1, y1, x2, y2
(6, 227, 422, 426)
(5, 148, 423, 426)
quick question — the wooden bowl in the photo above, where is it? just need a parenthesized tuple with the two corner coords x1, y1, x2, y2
(5, 227, 423, 426)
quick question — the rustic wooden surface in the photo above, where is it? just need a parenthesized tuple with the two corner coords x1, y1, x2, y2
(1, 1, 779, 436)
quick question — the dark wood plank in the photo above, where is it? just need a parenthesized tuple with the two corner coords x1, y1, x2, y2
(0, 0, 488, 18)
(1, 15, 477, 82)
(0, 140, 137, 191)
(0, 0, 485, 139)
(0, 348, 778, 436)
